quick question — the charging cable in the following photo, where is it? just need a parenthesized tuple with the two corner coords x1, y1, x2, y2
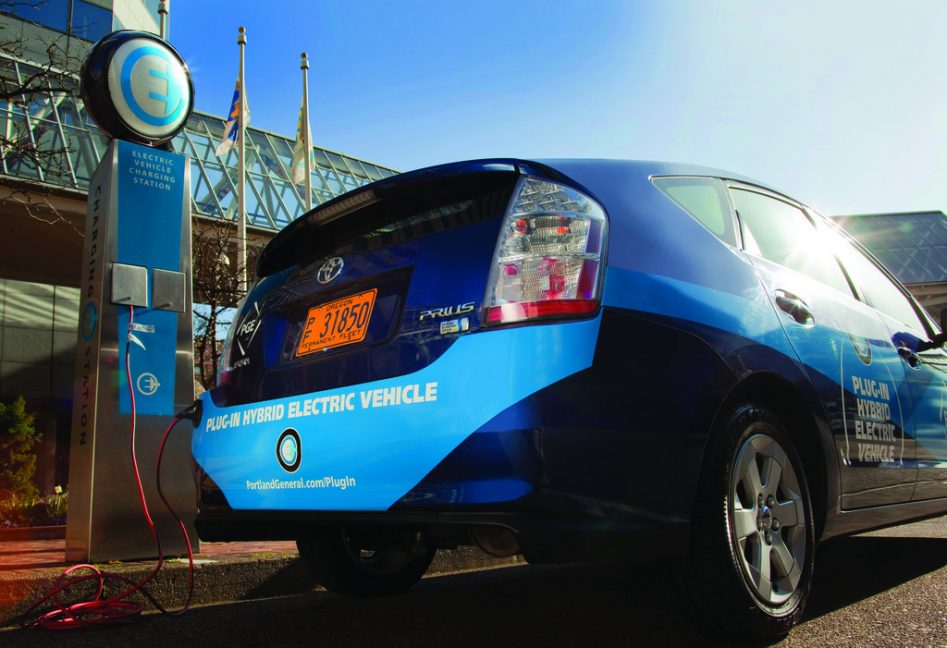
(17, 305, 197, 630)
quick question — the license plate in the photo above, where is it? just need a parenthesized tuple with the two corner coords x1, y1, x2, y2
(296, 288, 377, 357)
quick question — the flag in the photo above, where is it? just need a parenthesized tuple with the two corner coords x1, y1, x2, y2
(216, 80, 250, 156)
(290, 101, 314, 183)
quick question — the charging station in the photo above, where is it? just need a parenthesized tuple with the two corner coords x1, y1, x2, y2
(66, 31, 198, 562)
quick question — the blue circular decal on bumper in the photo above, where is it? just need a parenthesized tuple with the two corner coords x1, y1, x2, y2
(277, 428, 301, 473)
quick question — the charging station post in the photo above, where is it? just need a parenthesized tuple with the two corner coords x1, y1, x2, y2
(66, 31, 199, 562)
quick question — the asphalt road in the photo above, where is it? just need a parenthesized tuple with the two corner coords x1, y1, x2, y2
(2, 517, 945, 648)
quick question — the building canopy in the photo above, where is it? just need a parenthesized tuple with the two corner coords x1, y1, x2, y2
(0, 52, 399, 232)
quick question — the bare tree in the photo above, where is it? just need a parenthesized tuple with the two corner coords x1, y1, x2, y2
(192, 219, 261, 389)
(0, 2, 85, 228)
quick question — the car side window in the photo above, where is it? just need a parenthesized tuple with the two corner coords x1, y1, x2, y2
(730, 187, 852, 296)
(828, 230, 929, 334)
(652, 176, 738, 247)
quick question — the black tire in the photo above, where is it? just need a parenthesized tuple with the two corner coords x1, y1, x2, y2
(297, 526, 435, 597)
(677, 404, 816, 642)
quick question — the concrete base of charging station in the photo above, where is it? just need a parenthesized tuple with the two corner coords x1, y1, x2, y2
(0, 540, 523, 627)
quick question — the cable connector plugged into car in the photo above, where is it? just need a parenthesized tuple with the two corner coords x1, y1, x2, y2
(176, 399, 203, 427)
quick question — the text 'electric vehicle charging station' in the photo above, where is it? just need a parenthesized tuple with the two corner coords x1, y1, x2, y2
(66, 30, 197, 562)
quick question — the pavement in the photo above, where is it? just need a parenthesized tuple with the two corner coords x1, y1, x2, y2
(2, 516, 944, 638)
(1, 518, 944, 647)
(0, 528, 521, 628)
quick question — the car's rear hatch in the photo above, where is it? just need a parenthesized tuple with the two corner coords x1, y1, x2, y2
(215, 163, 523, 406)
(214, 158, 609, 408)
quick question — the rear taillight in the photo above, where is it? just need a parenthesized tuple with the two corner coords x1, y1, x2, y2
(483, 177, 607, 325)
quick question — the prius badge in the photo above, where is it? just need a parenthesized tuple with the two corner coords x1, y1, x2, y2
(317, 257, 344, 284)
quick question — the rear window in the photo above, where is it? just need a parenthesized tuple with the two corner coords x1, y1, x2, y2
(258, 173, 517, 276)
(331, 195, 503, 255)
(652, 176, 737, 247)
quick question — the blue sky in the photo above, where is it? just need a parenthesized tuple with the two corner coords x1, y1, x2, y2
(171, 1, 947, 217)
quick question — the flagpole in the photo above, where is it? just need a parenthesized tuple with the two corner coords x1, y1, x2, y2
(237, 26, 247, 294)
(301, 52, 312, 211)
(158, 0, 168, 39)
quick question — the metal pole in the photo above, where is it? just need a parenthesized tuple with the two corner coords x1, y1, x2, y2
(237, 26, 247, 293)
(158, 0, 168, 40)
(301, 52, 312, 211)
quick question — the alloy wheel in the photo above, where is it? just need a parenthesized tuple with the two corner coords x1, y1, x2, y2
(728, 431, 807, 607)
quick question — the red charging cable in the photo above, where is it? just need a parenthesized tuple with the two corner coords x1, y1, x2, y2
(17, 305, 196, 630)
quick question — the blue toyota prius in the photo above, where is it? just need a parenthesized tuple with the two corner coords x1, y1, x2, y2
(191, 159, 947, 641)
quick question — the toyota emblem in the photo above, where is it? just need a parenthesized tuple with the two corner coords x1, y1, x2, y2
(317, 257, 344, 284)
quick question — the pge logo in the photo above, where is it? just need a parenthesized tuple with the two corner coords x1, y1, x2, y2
(234, 301, 262, 358)
(107, 38, 191, 139)
(81, 301, 98, 342)
(276, 428, 302, 473)
(847, 324, 872, 366)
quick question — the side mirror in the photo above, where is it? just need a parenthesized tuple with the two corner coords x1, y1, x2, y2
(907, 309, 947, 353)
(936, 309, 947, 349)
(923, 308, 947, 350)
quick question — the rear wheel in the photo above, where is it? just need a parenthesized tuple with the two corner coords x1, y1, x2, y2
(678, 404, 816, 641)
(297, 526, 435, 597)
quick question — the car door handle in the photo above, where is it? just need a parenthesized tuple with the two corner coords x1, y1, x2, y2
(774, 290, 814, 325)
(897, 346, 921, 368)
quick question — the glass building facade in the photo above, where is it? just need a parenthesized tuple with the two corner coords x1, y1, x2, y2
(3, 0, 114, 43)
(0, 54, 399, 232)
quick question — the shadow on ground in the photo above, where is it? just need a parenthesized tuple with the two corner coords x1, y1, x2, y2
(805, 536, 947, 620)
(1, 534, 944, 647)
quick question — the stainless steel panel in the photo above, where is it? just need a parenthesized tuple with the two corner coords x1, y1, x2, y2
(111, 262, 149, 307)
(67, 141, 199, 562)
(152, 269, 186, 312)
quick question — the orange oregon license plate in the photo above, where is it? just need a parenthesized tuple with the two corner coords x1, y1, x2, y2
(296, 288, 378, 357)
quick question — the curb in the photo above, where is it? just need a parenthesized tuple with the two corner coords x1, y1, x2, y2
(0, 546, 522, 627)
(0, 527, 65, 542)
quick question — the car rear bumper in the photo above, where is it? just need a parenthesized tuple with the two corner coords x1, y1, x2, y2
(194, 505, 690, 563)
